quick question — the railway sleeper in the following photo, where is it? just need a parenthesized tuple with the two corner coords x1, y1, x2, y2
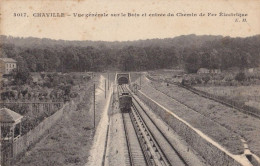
(146, 150, 153, 159)
(150, 141, 154, 147)
(129, 94, 178, 166)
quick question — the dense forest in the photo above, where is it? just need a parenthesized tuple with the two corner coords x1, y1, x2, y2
(0, 34, 260, 73)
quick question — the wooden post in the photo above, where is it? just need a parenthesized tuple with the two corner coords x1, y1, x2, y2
(0, 121, 1, 166)
(140, 73, 141, 88)
(93, 83, 95, 129)
(19, 122, 22, 136)
(108, 73, 110, 90)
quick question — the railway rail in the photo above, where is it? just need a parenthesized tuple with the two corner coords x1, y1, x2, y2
(122, 113, 147, 166)
(120, 85, 188, 166)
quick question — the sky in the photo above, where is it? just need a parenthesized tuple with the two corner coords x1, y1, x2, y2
(0, 0, 260, 41)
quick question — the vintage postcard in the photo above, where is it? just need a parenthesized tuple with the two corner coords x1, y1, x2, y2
(0, 0, 260, 166)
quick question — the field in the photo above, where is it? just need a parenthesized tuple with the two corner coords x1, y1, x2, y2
(195, 85, 260, 110)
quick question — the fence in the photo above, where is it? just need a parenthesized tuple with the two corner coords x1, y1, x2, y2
(0, 102, 63, 115)
(11, 100, 76, 163)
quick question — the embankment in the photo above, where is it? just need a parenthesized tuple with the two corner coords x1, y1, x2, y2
(136, 89, 249, 166)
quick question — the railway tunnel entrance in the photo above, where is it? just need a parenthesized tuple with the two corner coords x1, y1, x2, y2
(116, 73, 130, 85)
(118, 77, 129, 85)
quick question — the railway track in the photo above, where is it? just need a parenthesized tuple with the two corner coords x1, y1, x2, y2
(120, 85, 188, 166)
(122, 113, 147, 166)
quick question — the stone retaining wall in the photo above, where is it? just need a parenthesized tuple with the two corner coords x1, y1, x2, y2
(136, 90, 242, 166)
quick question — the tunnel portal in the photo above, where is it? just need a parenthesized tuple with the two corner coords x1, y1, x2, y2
(117, 73, 130, 85)
(118, 77, 129, 85)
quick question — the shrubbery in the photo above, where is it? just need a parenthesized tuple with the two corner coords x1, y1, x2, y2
(11, 69, 32, 85)
(235, 72, 246, 82)
(7, 104, 29, 115)
(0, 72, 90, 135)
(0, 72, 82, 102)
(178, 71, 258, 86)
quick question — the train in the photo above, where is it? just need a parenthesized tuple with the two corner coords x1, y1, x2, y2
(118, 86, 132, 112)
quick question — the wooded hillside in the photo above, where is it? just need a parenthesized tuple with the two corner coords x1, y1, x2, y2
(1, 34, 259, 72)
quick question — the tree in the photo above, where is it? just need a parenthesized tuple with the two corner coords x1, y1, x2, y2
(12, 69, 32, 85)
(184, 52, 201, 73)
(235, 72, 246, 82)
(21, 51, 37, 72)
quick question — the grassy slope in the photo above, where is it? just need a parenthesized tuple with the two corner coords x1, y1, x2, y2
(141, 83, 244, 155)
(148, 80, 260, 157)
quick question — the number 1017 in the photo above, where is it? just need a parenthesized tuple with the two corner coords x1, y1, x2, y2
(14, 13, 27, 17)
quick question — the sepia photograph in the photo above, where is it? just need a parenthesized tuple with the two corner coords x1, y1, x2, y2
(0, 0, 260, 165)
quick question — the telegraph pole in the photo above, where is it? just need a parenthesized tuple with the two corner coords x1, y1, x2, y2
(93, 83, 95, 129)
(105, 79, 106, 99)
(140, 73, 142, 88)
(108, 73, 110, 90)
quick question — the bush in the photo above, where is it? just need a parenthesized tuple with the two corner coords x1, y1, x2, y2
(12, 69, 32, 85)
(202, 75, 210, 84)
(1, 91, 15, 100)
(6, 104, 29, 115)
(235, 72, 246, 82)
